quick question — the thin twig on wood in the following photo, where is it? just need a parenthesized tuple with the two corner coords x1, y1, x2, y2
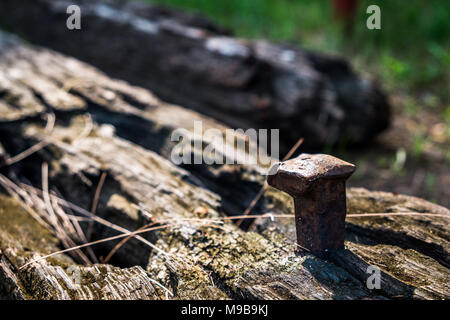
(52, 187, 99, 263)
(2, 141, 50, 167)
(19, 224, 174, 270)
(0, 174, 51, 230)
(87, 172, 107, 241)
(42, 162, 92, 265)
(102, 221, 157, 264)
(1, 112, 55, 168)
(19, 182, 170, 257)
(17, 206, 448, 272)
(236, 137, 304, 228)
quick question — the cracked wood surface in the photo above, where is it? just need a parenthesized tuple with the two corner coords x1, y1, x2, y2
(0, 31, 448, 300)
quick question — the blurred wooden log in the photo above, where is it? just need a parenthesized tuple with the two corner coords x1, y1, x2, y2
(0, 31, 448, 300)
(0, 0, 390, 152)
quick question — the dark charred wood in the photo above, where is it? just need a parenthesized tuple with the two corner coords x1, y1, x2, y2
(0, 0, 390, 152)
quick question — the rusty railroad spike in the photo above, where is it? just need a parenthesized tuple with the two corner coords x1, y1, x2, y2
(267, 153, 355, 257)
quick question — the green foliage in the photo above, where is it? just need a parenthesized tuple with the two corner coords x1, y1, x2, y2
(444, 105, 450, 123)
(412, 131, 427, 158)
(403, 96, 420, 116)
(424, 172, 437, 195)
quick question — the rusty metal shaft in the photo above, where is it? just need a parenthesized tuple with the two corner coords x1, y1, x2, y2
(293, 180, 347, 256)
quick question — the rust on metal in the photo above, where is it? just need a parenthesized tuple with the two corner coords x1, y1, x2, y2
(267, 153, 355, 257)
